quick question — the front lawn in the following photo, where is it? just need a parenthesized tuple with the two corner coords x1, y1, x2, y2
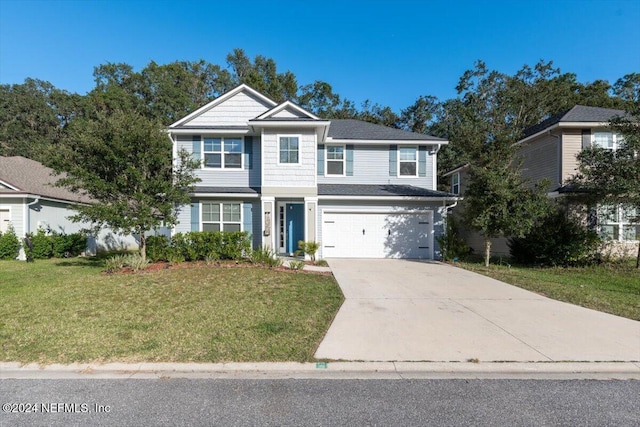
(0, 258, 343, 364)
(457, 260, 640, 321)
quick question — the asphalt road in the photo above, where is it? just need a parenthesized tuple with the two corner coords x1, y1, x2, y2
(1, 379, 638, 426)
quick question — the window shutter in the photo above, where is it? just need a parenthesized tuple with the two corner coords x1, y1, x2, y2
(317, 144, 325, 175)
(346, 145, 354, 176)
(244, 136, 253, 169)
(242, 202, 253, 237)
(389, 145, 397, 176)
(581, 129, 591, 150)
(418, 146, 427, 177)
(192, 135, 201, 163)
(190, 202, 200, 232)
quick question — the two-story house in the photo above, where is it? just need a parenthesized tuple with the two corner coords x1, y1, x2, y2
(168, 84, 456, 260)
(444, 105, 637, 256)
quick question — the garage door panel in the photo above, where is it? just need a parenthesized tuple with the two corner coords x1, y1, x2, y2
(322, 211, 433, 259)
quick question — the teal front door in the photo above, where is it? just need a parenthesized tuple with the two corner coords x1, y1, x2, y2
(286, 204, 305, 255)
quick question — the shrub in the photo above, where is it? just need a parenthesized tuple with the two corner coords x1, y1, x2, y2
(165, 231, 251, 262)
(146, 235, 171, 262)
(289, 260, 305, 271)
(104, 253, 149, 272)
(436, 215, 472, 261)
(27, 228, 53, 259)
(25, 228, 86, 259)
(297, 240, 320, 261)
(0, 224, 21, 260)
(314, 259, 329, 267)
(251, 246, 282, 268)
(508, 208, 600, 266)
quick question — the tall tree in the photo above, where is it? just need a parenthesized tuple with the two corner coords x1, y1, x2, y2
(571, 110, 640, 267)
(297, 81, 358, 119)
(398, 95, 440, 134)
(49, 110, 200, 261)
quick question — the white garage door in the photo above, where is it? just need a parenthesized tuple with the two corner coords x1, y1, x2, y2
(322, 211, 434, 259)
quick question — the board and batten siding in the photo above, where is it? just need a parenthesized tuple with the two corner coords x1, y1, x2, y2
(316, 200, 444, 259)
(317, 145, 436, 190)
(262, 128, 316, 187)
(518, 134, 560, 188)
(184, 91, 272, 127)
(561, 129, 583, 184)
(176, 135, 261, 187)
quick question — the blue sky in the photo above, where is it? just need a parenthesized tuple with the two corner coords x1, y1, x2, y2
(1, 0, 638, 112)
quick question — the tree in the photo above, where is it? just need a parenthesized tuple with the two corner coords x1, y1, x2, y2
(49, 109, 201, 261)
(398, 95, 440, 134)
(571, 109, 640, 267)
(297, 80, 359, 119)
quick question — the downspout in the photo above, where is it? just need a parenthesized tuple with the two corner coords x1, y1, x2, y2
(25, 197, 40, 234)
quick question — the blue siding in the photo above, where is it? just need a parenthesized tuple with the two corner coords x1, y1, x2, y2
(242, 202, 252, 236)
(317, 144, 325, 175)
(389, 145, 397, 176)
(244, 136, 253, 169)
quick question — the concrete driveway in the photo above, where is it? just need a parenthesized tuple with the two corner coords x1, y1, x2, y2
(315, 260, 640, 362)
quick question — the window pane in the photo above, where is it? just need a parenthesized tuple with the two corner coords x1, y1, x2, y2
(203, 223, 220, 232)
(290, 151, 299, 163)
(400, 161, 417, 176)
(204, 138, 221, 152)
(622, 225, 638, 241)
(621, 206, 637, 222)
(223, 223, 241, 232)
(280, 137, 290, 150)
(204, 153, 222, 168)
(594, 132, 614, 149)
(327, 146, 344, 160)
(399, 147, 416, 160)
(280, 150, 289, 163)
(598, 205, 617, 223)
(599, 225, 618, 240)
(224, 138, 242, 153)
(327, 161, 344, 175)
(289, 137, 299, 149)
(223, 203, 241, 222)
(202, 203, 220, 222)
(225, 153, 242, 168)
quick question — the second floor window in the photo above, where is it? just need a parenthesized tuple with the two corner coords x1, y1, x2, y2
(399, 146, 417, 176)
(204, 137, 242, 169)
(279, 136, 299, 164)
(326, 145, 345, 175)
(452, 172, 460, 195)
(593, 132, 624, 151)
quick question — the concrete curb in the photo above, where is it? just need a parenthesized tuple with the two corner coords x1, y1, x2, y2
(2, 361, 639, 380)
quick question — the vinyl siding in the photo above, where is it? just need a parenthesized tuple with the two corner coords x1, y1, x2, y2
(518, 134, 560, 188)
(0, 198, 24, 237)
(185, 91, 271, 126)
(561, 129, 583, 184)
(262, 128, 316, 188)
(176, 135, 261, 187)
(317, 200, 444, 259)
(318, 145, 436, 189)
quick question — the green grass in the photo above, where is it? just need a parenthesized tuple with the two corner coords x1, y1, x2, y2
(457, 260, 640, 321)
(0, 258, 343, 364)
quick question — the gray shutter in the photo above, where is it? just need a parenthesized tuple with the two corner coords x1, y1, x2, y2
(317, 144, 325, 175)
(192, 135, 201, 163)
(346, 145, 354, 176)
(418, 146, 427, 177)
(244, 136, 253, 169)
(242, 202, 253, 237)
(582, 129, 591, 150)
(190, 202, 200, 232)
(389, 145, 397, 176)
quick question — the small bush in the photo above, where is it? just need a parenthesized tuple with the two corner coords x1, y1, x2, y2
(289, 260, 305, 271)
(251, 246, 282, 267)
(27, 228, 53, 259)
(509, 208, 600, 266)
(25, 228, 86, 259)
(437, 215, 472, 261)
(104, 253, 149, 272)
(0, 224, 21, 260)
(297, 240, 320, 261)
(314, 259, 329, 267)
(146, 235, 171, 262)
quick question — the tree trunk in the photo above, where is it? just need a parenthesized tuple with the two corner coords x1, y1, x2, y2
(636, 242, 640, 269)
(139, 233, 146, 262)
(484, 237, 491, 267)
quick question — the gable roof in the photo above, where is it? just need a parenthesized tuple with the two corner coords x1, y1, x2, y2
(169, 84, 277, 128)
(0, 156, 91, 203)
(522, 105, 629, 138)
(327, 119, 446, 142)
(253, 100, 320, 121)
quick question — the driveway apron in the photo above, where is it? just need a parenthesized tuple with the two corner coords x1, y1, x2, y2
(315, 259, 640, 362)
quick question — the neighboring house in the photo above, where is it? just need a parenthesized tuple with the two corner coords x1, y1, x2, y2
(168, 84, 456, 260)
(0, 156, 141, 258)
(444, 105, 638, 256)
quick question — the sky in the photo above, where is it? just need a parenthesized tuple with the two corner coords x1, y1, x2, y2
(1, 0, 639, 112)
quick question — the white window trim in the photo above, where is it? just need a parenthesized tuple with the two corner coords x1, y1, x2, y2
(325, 144, 346, 177)
(201, 136, 245, 170)
(277, 134, 302, 166)
(592, 130, 624, 151)
(200, 201, 243, 232)
(452, 172, 460, 195)
(398, 145, 419, 178)
(598, 203, 638, 242)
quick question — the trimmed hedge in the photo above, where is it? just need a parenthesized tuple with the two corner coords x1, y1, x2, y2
(146, 231, 251, 262)
(26, 228, 87, 259)
(0, 225, 21, 260)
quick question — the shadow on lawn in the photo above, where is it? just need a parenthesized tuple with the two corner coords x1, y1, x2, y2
(53, 257, 106, 268)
